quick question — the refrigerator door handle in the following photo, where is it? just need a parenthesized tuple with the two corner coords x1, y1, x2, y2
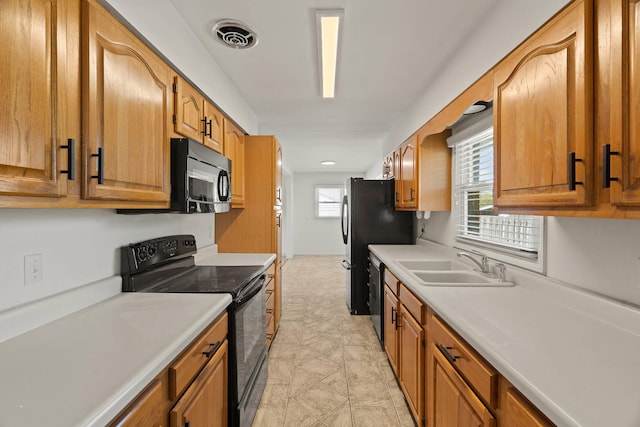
(341, 195, 349, 244)
(341, 260, 352, 270)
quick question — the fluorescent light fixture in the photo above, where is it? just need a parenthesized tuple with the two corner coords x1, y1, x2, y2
(320, 160, 336, 166)
(316, 10, 343, 98)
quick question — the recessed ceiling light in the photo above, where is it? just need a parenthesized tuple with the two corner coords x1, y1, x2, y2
(315, 10, 343, 98)
(320, 160, 336, 166)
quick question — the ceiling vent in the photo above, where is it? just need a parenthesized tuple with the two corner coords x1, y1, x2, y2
(211, 19, 258, 49)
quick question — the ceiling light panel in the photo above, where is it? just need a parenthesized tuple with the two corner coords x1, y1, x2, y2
(315, 10, 343, 98)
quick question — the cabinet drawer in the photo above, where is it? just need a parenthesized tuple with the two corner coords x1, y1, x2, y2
(169, 312, 228, 400)
(399, 283, 424, 324)
(266, 312, 275, 346)
(266, 289, 275, 317)
(266, 262, 276, 279)
(265, 274, 275, 296)
(384, 270, 400, 296)
(430, 314, 498, 409)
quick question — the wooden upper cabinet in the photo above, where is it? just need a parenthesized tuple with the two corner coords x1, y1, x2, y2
(173, 76, 224, 154)
(203, 101, 224, 154)
(173, 76, 204, 142)
(223, 118, 245, 208)
(0, 0, 70, 198)
(494, 0, 593, 208)
(275, 144, 283, 206)
(82, 0, 171, 202)
(399, 136, 419, 209)
(602, 0, 640, 206)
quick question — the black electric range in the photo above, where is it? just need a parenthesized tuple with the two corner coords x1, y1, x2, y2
(121, 235, 268, 427)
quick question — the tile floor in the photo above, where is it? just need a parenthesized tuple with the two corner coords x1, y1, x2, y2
(253, 256, 416, 427)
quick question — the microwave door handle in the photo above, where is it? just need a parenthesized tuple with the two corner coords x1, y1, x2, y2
(218, 170, 230, 201)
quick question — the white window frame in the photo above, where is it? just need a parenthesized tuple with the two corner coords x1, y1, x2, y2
(314, 185, 344, 218)
(448, 110, 546, 273)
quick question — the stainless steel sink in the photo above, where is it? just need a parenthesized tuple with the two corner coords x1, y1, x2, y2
(396, 259, 469, 271)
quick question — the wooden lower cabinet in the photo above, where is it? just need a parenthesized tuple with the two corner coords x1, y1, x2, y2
(113, 379, 166, 427)
(431, 347, 496, 427)
(499, 380, 554, 427)
(383, 285, 400, 376)
(108, 313, 228, 427)
(398, 304, 424, 424)
(170, 340, 228, 427)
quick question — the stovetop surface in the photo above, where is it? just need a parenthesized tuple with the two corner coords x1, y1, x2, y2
(139, 265, 264, 297)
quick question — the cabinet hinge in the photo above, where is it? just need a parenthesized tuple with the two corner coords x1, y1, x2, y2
(172, 83, 177, 93)
(172, 114, 177, 124)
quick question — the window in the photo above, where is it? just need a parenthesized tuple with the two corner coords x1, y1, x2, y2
(315, 185, 343, 218)
(449, 111, 545, 271)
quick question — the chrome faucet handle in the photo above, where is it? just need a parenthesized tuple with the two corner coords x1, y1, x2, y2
(470, 250, 489, 272)
(495, 262, 507, 282)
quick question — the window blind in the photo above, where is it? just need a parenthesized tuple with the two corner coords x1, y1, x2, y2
(453, 127, 540, 255)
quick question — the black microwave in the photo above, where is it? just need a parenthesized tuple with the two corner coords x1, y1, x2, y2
(170, 138, 231, 213)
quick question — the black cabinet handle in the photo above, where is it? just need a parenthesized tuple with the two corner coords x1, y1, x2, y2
(202, 341, 221, 358)
(184, 421, 190, 427)
(410, 188, 415, 201)
(437, 344, 460, 363)
(567, 151, 583, 191)
(395, 191, 399, 203)
(91, 147, 104, 184)
(207, 118, 213, 138)
(276, 214, 281, 227)
(391, 307, 397, 329)
(601, 144, 620, 188)
(266, 308, 274, 314)
(60, 138, 75, 180)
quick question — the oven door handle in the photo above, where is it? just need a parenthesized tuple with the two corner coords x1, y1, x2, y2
(236, 274, 266, 305)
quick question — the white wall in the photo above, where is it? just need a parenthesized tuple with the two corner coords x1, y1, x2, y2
(102, 0, 258, 134)
(292, 172, 361, 255)
(0, 210, 215, 312)
(382, 0, 570, 154)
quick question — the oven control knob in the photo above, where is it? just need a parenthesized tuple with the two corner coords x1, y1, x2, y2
(148, 244, 157, 257)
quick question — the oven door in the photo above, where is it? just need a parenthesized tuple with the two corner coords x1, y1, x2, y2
(234, 275, 267, 398)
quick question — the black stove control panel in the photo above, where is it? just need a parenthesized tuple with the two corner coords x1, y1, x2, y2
(122, 234, 197, 274)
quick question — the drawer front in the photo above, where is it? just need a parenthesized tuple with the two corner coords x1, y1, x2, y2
(265, 274, 275, 296)
(384, 269, 400, 296)
(266, 262, 276, 282)
(266, 289, 275, 317)
(169, 311, 228, 400)
(266, 312, 275, 346)
(431, 314, 498, 409)
(399, 283, 424, 324)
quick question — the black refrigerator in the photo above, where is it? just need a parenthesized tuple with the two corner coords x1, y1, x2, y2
(341, 178, 414, 315)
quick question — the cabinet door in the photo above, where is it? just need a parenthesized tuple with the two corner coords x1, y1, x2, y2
(494, 0, 593, 208)
(173, 76, 204, 142)
(112, 379, 166, 427)
(399, 305, 424, 424)
(400, 137, 418, 209)
(383, 286, 399, 376)
(431, 347, 496, 427)
(502, 387, 553, 427)
(170, 340, 228, 427)
(275, 142, 283, 206)
(0, 0, 70, 197)
(203, 101, 224, 154)
(605, 0, 640, 205)
(224, 119, 245, 208)
(83, 0, 171, 202)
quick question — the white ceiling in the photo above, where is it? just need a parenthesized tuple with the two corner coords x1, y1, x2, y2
(169, 0, 501, 173)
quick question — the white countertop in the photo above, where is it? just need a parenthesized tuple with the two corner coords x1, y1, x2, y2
(369, 242, 640, 427)
(196, 252, 276, 269)
(0, 292, 232, 427)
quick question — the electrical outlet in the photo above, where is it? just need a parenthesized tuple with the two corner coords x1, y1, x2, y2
(24, 254, 43, 286)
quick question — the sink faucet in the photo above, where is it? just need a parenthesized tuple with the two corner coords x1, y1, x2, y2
(456, 250, 490, 274)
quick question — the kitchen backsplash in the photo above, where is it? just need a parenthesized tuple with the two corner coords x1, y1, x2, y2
(422, 211, 640, 307)
(0, 209, 214, 312)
